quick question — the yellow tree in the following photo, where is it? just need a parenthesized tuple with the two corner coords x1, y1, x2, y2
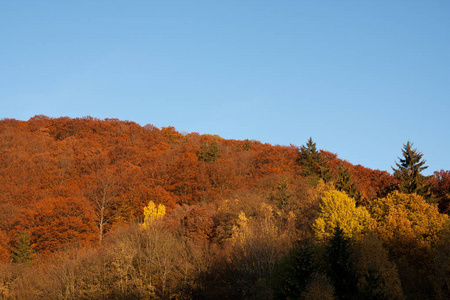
(369, 192, 449, 298)
(141, 201, 166, 229)
(369, 191, 448, 255)
(313, 190, 374, 241)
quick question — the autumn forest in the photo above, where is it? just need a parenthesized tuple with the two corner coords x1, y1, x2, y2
(0, 116, 449, 299)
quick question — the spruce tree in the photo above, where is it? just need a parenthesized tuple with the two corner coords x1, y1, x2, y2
(271, 241, 318, 299)
(392, 141, 428, 195)
(298, 137, 330, 184)
(270, 176, 293, 211)
(334, 163, 362, 204)
(298, 137, 320, 177)
(326, 225, 357, 300)
(12, 231, 33, 263)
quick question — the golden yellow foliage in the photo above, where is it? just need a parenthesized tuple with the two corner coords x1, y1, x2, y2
(369, 192, 449, 251)
(141, 201, 166, 229)
(312, 179, 335, 199)
(231, 210, 249, 236)
(313, 190, 374, 241)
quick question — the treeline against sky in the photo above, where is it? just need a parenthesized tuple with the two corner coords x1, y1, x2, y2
(0, 116, 449, 299)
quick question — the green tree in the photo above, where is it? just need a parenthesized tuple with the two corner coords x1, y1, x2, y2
(326, 225, 358, 300)
(272, 241, 319, 299)
(298, 138, 330, 184)
(243, 139, 252, 151)
(334, 163, 361, 203)
(198, 140, 220, 163)
(392, 141, 428, 195)
(12, 231, 33, 263)
(298, 137, 320, 176)
(270, 176, 293, 211)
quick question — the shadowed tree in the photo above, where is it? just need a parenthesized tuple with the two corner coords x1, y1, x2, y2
(271, 240, 320, 300)
(354, 233, 404, 300)
(326, 225, 358, 300)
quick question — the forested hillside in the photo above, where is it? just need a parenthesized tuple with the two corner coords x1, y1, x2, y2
(0, 116, 449, 299)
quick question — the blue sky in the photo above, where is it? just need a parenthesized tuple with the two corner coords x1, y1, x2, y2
(1, 1, 449, 175)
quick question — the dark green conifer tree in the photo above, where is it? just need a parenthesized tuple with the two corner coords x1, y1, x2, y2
(271, 241, 319, 300)
(392, 141, 428, 195)
(12, 231, 33, 264)
(199, 140, 220, 163)
(334, 163, 362, 204)
(298, 137, 320, 176)
(243, 139, 252, 151)
(270, 176, 292, 211)
(326, 225, 357, 300)
(298, 137, 330, 184)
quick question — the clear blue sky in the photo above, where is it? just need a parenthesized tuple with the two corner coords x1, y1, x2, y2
(1, 1, 449, 175)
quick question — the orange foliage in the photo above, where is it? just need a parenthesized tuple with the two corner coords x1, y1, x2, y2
(0, 116, 418, 259)
(14, 197, 97, 255)
(351, 165, 397, 201)
(0, 230, 10, 262)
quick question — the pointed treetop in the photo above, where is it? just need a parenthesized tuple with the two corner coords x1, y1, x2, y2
(392, 141, 428, 194)
(301, 137, 318, 155)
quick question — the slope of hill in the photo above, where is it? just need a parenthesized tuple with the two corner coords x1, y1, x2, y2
(0, 116, 448, 299)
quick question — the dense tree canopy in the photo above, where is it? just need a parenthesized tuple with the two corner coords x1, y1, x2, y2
(369, 191, 448, 255)
(0, 116, 448, 299)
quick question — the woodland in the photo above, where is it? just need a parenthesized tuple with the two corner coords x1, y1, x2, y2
(0, 115, 449, 299)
